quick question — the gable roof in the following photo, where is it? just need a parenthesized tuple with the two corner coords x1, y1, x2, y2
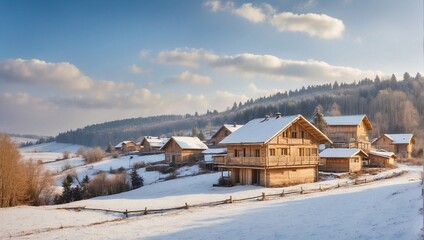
(220, 114, 332, 145)
(319, 148, 368, 158)
(369, 151, 396, 159)
(161, 136, 208, 150)
(141, 136, 169, 148)
(324, 115, 373, 130)
(383, 134, 415, 145)
(211, 124, 243, 139)
(114, 140, 136, 148)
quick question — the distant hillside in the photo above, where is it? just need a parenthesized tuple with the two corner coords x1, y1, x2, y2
(56, 73, 424, 151)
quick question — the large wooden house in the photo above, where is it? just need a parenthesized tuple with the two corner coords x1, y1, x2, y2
(140, 136, 169, 153)
(372, 134, 415, 159)
(319, 148, 368, 173)
(161, 136, 208, 164)
(324, 115, 373, 151)
(216, 114, 332, 187)
(209, 123, 243, 147)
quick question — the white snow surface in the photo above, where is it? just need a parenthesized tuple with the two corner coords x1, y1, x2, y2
(19, 142, 85, 163)
(369, 150, 396, 158)
(324, 115, 366, 126)
(319, 148, 368, 158)
(223, 124, 243, 133)
(0, 165, 422, 239)
(166, 136, 208, 150)
(141, 136, 169, 148)
(384, 133, 414, 144)
(202, 148, 227, 154)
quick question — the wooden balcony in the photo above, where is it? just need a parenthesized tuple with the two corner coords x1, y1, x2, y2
(215, 156, 319, 167)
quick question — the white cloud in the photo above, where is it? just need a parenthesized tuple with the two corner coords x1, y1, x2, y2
(270, 12, 344, 39)
(139, 50, 150, 59)
(232, 3, 266, 23)
(171, 71, 213, 85)
(247, 83, 284, 96)
(129, 64, 146, 74)
(157, 48, 202, 68)
(204, 1, 345, 39)
(207, 53, 381, 83)
(0, 59, 93, 90)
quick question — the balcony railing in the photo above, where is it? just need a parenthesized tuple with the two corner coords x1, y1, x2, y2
(215, 156, 319, 167)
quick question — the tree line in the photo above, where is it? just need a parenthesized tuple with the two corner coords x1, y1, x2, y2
(55, 73, 423, 152)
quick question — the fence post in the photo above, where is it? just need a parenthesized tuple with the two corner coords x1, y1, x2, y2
(124, 209, 128, 218)
(337, 183, 340, 188)
(144, 207, 148, 215)
(261, 192, 266, 201)
(185, 202, 189, 209)
(229, 196, 233, 203)
(319, 185, 323, 192)
(300, 187, 304, 194)
(280, 190, 285, 197)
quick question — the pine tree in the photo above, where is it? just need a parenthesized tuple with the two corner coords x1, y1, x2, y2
(130, 169, 144, 189)
(313, 105, 327, 133)
(198, 129, 206, 141)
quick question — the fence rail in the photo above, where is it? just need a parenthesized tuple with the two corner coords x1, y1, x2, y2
(58, 170, 407, 218)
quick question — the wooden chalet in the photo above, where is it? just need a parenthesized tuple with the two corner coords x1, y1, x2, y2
(372, 134, 415, 159)
(216, 114, 332, 187)
(140, 136, 169, 153)
(324, 115, 373, 151)
(161, 136, 208, 164)
(368, 151, 396, 167)
(209, 123, 243, 147)
(319, 148, 368, 173)
(114, 140, 138, 153)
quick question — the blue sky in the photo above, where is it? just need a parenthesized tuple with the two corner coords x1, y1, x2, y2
(0, 0, 422, 135)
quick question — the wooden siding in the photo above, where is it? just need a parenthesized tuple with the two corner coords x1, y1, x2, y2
(319, 157, 362, 173)
(266, 167, 316, 187)
(163, 139, 203, 163)
(369, 154, 395, 167)
(210, 126, 231, 147)
(326, 121, 371, 151)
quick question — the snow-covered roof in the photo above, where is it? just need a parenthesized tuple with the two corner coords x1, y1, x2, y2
(220, 114, 331, 145)
(319, 148, 368, 158)
(162, 136, 208, 150)
(369, 151, 396, 158)
(384, 134, 414, 145)
(324, 115, 373, 130)
(202, 148, 227, 154)
(223, 124, 243, 133)
(142, 136, 169, 148)
(114, 141, 135, 148)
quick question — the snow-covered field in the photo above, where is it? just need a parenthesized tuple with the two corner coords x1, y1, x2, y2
(2, 143, 421, 239)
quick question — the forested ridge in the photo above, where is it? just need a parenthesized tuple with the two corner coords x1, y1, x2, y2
(56, 72, 424, 150)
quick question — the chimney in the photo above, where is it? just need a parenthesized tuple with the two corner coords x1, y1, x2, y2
(275, 112, 281, 119)
(233, 122, 237, 127)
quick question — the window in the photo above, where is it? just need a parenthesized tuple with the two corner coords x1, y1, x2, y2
(299, 148, 304, 156)
(234, 150, 239, 157)
(291, 132, 297, 138)
(255, 149, 260, 157)
(311, 148, 318, 156)
(243, 148, 246, 157)
(301, 131, 305, 139)
(269, 149, 276, 156)
(281, 148, 289, 155)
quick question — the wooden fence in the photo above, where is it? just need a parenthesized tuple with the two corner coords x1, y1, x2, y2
(58, 170, 407, 218)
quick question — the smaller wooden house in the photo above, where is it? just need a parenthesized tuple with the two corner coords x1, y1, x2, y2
(319, 148, 368, 173)
(114, 140, 138, 153)
(140, 136, 169, 153)
(161, 136, 208, 164)
(368, 151, 396, 167)
(372, 134, 415, 159)
(324, 115, 373, 151)
(209, 123, 243, 147)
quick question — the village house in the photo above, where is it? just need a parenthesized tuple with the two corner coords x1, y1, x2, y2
(114, 140, 139, 153)
(324, 115, 373, 151)
(161, 136, 208, 164)
(216, 114, 332, 187)
(372, 133, 415, 159)
(319, 148, 368, 173)
(140, 136, 169, 153)
(368, 151, 396, 167)
(209, 123, 243, 147)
